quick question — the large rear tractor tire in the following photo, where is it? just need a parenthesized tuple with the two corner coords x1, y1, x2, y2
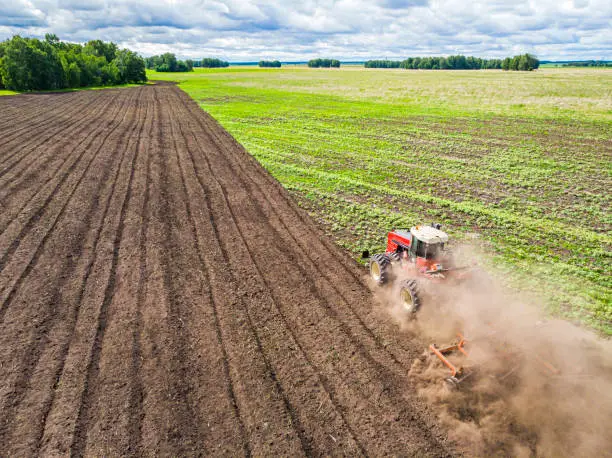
(399, 279, 421, 314)
(369, 253, 392, 285)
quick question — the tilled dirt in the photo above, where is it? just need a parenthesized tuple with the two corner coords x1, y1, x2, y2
(0, 83, 454, 456)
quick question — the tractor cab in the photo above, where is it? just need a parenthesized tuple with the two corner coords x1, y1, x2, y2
(386, 225, 449, 267)
(408, 225, 448, 262)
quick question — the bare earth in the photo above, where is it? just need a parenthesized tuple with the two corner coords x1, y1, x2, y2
(0, 83, 453, 456)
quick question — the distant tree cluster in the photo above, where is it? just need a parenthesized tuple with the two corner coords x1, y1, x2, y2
(0, 34, 146, 91)
(561, 60, 611, 67)
(364, 60, 401, 68)
(199, 58, 229, 68)
(365, 55, 504, 70)
(409, 55, 504, 69)
(308, 58, 341, 68)
(364, 54, 540, 71)
(145, 53, 193, 72)
(501, 54, 539, 71)
(259, 60, 281, 68)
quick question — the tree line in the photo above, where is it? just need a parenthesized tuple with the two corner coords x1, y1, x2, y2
(259, 60, 281, 68)
(365, 60, 401, 68)
(364, 54, 539, 71)
(145, 53, 193, 72)
(561, 60, 611, 67)
(145, 54, 232, 71)
(198, 58, 229, 68)
(308, 59, 341, 68)
(0, 34, 146, 91)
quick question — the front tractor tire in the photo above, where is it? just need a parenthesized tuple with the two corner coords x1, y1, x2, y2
(399, 279, 421, 314)
(369, 253, 392, 285)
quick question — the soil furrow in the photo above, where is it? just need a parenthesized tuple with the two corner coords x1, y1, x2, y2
(36, 93, 139, 455)
(36, 90, 149, 457)
(126, 86, 158, 455)
(186, 123, 370, 456)
(0, 95, 118, 237)
(169, 95, 326, 455)
(0, 90, 135, 316)
(0, 91, 94, 165)
(0, 95, 73, 147)
(0, 89, 139, 455)
(167, 93, 311, 456)
(162, 92, 253, 456)
(0, 92, 78, 132)
(168, 88, 366, 456)
(131, 85, 181, 455)
(0, 90, 112, 204)
(0, 90, 125, 262)
(0, 95, 48, 130)
(32, 89, 149, 457)
(0, 91, 102, 141)
(3, 88, 134, 416)
(68, 89, 147, 456)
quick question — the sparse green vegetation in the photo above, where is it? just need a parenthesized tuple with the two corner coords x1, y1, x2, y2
(150, 66, 612, 334)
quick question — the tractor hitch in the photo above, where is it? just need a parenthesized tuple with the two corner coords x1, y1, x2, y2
(430, 333, 470, 379)
(429, 328, 563, 388)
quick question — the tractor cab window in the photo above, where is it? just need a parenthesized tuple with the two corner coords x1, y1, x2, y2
(424, 243, 441, 259)
(413, 240, 442, 259)
(412, 239, 426, 257)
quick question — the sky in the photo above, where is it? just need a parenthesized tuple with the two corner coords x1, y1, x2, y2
(0, 0, 610, 61)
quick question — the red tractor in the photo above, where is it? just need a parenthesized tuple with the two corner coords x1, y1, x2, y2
(367, 224, 472, 314)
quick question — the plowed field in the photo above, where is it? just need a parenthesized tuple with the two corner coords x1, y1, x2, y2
(0, 83, 453, 456)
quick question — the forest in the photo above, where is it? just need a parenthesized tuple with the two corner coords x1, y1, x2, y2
(0, 34, 146, 91)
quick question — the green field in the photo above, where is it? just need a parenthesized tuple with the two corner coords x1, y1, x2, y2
(0, 89, 19, 96)
(149, 67, 612, 334)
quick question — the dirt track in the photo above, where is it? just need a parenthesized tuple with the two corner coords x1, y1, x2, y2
(0, 83, 453, 456)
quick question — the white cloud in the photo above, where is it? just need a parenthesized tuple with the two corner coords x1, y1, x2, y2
(0, 0, 610, 60)
(0, 1, 47, 27)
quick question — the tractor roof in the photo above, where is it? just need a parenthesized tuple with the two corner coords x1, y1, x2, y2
(410, 225, 449, 244)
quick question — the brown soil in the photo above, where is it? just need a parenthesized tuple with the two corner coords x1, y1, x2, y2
(0, 83, 454, 456)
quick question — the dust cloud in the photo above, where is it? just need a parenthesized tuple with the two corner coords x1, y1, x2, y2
(376, 244, 612, 457)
